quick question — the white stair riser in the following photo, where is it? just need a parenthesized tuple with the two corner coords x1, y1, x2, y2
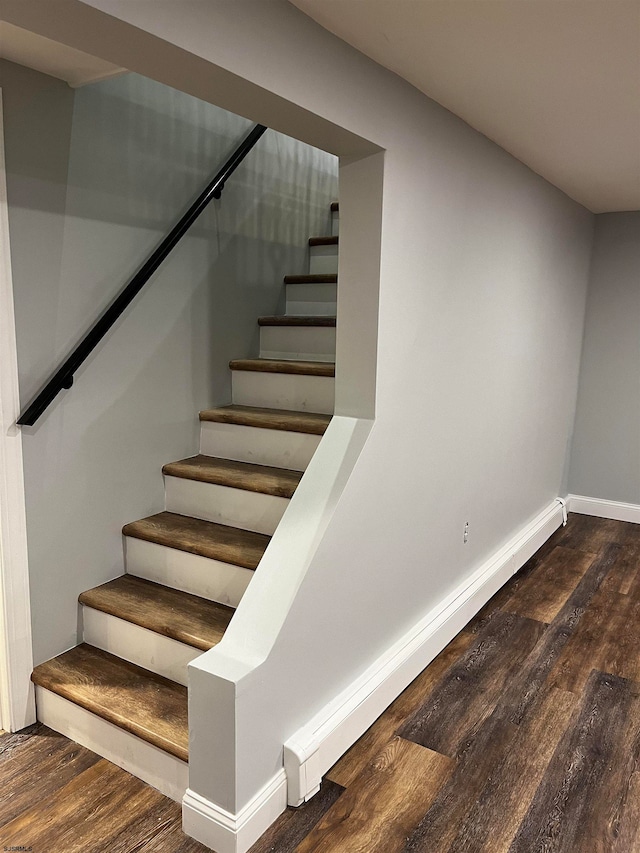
(165, 475, 289, 535)
(259, 325, 336, 363)
(309, 244, 339, 275)
(125, 537, 253, 608)
(82, 607, 200, 686)
(232, 370, 334, 415)
(200, 421, 321, 471)
(35, 687, 188, 803)
(331, 210, 339, 237)
(286, 282, 337, 316)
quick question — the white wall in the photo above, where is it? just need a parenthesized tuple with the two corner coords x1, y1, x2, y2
(2, 60, 337, 665)
(1, 0, 594, 820)
(569, 212, 640, 505)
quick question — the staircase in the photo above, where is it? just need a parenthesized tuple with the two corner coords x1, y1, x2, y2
(31, 202, 340, 802)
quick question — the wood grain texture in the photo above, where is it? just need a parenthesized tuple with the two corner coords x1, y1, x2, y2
(501, 546, 593, 623)
(130, 817, 216, 853)
(79, 574, 234, 651)
(327, 631, 474, 787)
(229, 357, 335, 377)
(501, 542, 622, 724)
(0, 758, 162, 852)
(0, 726, 210, 852)
(199, 404, 331, 434)
(248, 779, 344, 853)
(447, 688, 577, 853)
(309, 235, 338, 246)
(402, 707, 519, 853)
(123, 511, 269, 569)
(554, 514, 629, 552)
(0, 721, 42, 760)
(610, 768, 640, 853)
(297, 738, 452, 853)
(107, 795, 211, 853)
(602, 541, 640, 596)
(0, 727, 100, 825)
(398, 611, 545, 756)
(622, 522, 640, 545)
(549, 549, 640, 693)
(464, 533, 567, 634)
(577, 678, 640, 853)
(12, 515, 640, 853)
(258, 315, 336, 326)
(508, 670, 639, 853)
(31, 644, 188, 761)
(283, 273, 337, 284)
(163, 454, 302, 497)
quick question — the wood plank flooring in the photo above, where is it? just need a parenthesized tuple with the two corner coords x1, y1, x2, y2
(2, 515, 638, 852)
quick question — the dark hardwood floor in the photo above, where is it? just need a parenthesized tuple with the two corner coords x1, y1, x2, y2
(2, 514, 638, 852)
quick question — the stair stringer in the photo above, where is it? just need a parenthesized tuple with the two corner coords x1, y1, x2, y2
(183, 414, 374, 853)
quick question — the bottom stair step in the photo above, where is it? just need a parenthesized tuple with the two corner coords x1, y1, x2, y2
(32, 644, 188, 762)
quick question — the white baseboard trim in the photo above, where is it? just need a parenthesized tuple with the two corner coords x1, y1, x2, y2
(568, 494, 640, 525)
(284, 499, 564, 806)
(182, 770, 287, 853)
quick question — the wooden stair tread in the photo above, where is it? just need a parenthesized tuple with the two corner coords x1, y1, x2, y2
(123, 511, 269, 569)
(331, 201, 339, 212)
(199, 405, 331, 435)
(229, 358, 335, 377)
(258, 315, 336, 327)
(309, 235, 338, 247)
(31, 644, 188, 762)
(163, 454, 301, 497)
(283, 273, 337, 285)
(79, 575, 234, 652)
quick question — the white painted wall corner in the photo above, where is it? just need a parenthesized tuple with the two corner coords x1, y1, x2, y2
(568, 494, 640, 525)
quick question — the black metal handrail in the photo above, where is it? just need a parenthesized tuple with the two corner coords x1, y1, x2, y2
(17, 123, 268, 427)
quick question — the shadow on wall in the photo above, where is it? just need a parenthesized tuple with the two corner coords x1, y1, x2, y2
(3, 66, 338, 665)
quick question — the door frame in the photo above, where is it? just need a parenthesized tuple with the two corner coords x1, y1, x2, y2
(0, 88, 36, 733)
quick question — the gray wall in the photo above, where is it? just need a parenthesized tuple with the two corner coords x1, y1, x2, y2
(569, 212, 640, 504)
(2, 61, 337, 665)
(0, 0, 598, 815)
(1, 60, 75, 406)
(65, 0, 596, 812)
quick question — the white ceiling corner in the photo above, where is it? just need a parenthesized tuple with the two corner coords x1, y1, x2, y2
(289, 0, 640, 213)
(0, 21, 126, 88)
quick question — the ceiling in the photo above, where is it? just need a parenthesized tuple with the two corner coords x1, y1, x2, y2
(0, 21, 125, 88)
(289, 0, 640, 213)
